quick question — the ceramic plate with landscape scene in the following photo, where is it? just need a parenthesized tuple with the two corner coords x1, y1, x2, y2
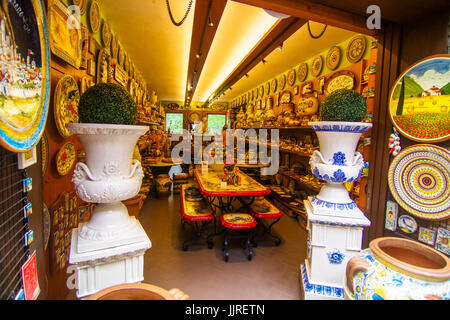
(0, 0, 50, 152)
(389, 54, 450, 143)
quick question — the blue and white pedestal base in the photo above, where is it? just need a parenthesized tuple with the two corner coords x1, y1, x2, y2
(300, 196, 370, 300)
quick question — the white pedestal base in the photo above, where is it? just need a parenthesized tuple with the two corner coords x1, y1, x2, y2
(300, 197, 370, 300)
(300, 261, 345, 300)
(69, 220, 151, 299)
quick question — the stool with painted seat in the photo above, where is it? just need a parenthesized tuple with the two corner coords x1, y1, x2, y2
(180, 184, 215, 250)
(220, 213, 257, 262)
(241, 196, 283, 246)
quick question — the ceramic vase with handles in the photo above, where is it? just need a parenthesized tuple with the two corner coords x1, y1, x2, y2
(67, 123, 148, 246)
(344, 237, 450, 300)
(308, 121, 372, 216)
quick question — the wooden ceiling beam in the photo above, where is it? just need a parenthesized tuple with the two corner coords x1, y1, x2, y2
(184, 0, 227, 108)
(202, 16, 306, 107)
(232, 0, 379, 36)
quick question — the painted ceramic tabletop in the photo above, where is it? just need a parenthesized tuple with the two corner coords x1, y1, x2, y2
(194, 169, 271, 197)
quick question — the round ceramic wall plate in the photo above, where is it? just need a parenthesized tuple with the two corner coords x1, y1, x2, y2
(56, 141, 77, 176)
(287, 69, 296, 87)
(311, 56, 323, 77)
(73, 0, 87, 14)
(388, 54, 450, 143)
(89, 0, 100, 34)
(346, 35, 366, 63)
(297, 63, 308, 83)
(326, 46, 341, 70)
(101, 20, 111, 48)
(54, 75, 80, 138)
(265, 82, 270, 95)
(279, 74, 286, 90)
(0, 0, 50, 152)
(388, 144, 450, 220)
(270, 78, 277, 93)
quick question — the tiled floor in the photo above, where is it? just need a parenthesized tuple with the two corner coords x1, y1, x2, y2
(139, 193, 308, 300)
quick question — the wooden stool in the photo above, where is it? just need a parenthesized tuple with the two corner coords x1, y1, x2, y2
(180, 184, 215, 250)
(220, 213, 257, 262)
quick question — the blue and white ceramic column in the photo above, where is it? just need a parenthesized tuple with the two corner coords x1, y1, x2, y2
(300, 121, 372, 300)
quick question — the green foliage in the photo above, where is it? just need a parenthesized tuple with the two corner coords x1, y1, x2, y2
(319, 89, 367, 122)
(78, 83, 138, 125)
(392, 75, 423, 98)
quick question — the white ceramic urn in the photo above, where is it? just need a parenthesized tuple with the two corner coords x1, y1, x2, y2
(67, 123, 149, 252)
(308, 121, 372, 217)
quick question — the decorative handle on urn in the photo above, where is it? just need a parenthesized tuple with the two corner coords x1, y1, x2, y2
(310, 150, 328, 165)
(73, 162, 98, 182)
(348, 152, 364, 167)
(126, 160, 144, 180)
(168, 288, 190, 300)
(345, 257, 370, 296)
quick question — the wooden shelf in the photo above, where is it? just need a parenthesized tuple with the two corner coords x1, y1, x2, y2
(278, 171, 323, 193)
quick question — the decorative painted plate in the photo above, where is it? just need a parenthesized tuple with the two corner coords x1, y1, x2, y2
(111, 34, 119, 60)
(388, 144, 450, 220)
(247, 92, 251, 102)
(388, 54, 450, 143)
(311, 56, 323, 77)
(0, 0, 50, 152)
(41, 132, 49, 177)
(346, 35, 366, 63)
(259, 86, 264, 98)
(326, 46, 341, 70)
(101, 20, 111, 48)
(270, 78, 277, 93)
(56, 141, 77, 176)
(398, 215, 418, 234)
(72, 0, 87, 14)
(43, 202, 50, 250)
(287, 69, 296, 87)
(88, 0, 100, 34)
(54, 75, 80, 138)
(279, 74, 286, 90)
(297, 63, 308, 82)
(325, 71, 355, 95)
(265, 82, 270, 95)
(189, 111, 201, 124)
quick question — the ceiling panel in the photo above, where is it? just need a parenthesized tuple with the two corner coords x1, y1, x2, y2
(99, 0, 195, 100)
(221, 21, 356, 101)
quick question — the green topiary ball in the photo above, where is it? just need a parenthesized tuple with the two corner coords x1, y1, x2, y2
(78, 83, 138, 125)
(319, 88, 367, 122)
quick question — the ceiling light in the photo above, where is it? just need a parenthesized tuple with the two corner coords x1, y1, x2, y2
(196, 53, 201, 59)
(245, 74, 249, 78)
(277, 43, 283, 50)
(262, 59, 267, 64)
(208, 16, 213, 27)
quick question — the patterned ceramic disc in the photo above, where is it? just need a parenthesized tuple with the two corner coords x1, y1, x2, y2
(270, 78, 277, 93)
(56, 141, 77, 176)
(311, 56, 323, 77)
(54, 75, 80, 138)
(297, 63, 308, 82)
(346, 35, 366, 63)
(388, 144, 450, 220)
(287, 69, 296, 87)
(265, 82, 270, 95)
(279, 74, 286, 90)
(88, 0, 100, 34)
(326, 46, 341, 70)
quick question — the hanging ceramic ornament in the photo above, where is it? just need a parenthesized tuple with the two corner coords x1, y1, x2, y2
(388, 131, 401, 156)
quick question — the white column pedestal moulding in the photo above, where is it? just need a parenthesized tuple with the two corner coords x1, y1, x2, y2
(67, 123, 151, 298)
(300, 121, 372, 300)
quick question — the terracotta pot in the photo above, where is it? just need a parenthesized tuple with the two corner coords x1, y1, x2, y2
(87, 283, 189, 300)
(344, 237, 450, 300)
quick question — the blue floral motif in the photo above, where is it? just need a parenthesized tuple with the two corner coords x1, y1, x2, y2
(332, 169, 346, 183)
(311, 197, 357, 211)
(309, 123, 370, 133)
(332, 152, 346, 165)
(327, 249, 345, 264)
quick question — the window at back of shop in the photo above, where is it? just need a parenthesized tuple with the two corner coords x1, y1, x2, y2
(207, 114, 226, 134)
(165, 113, 183, 134)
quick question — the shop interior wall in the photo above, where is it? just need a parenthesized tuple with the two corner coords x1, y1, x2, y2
(365, 12, 449, 247)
